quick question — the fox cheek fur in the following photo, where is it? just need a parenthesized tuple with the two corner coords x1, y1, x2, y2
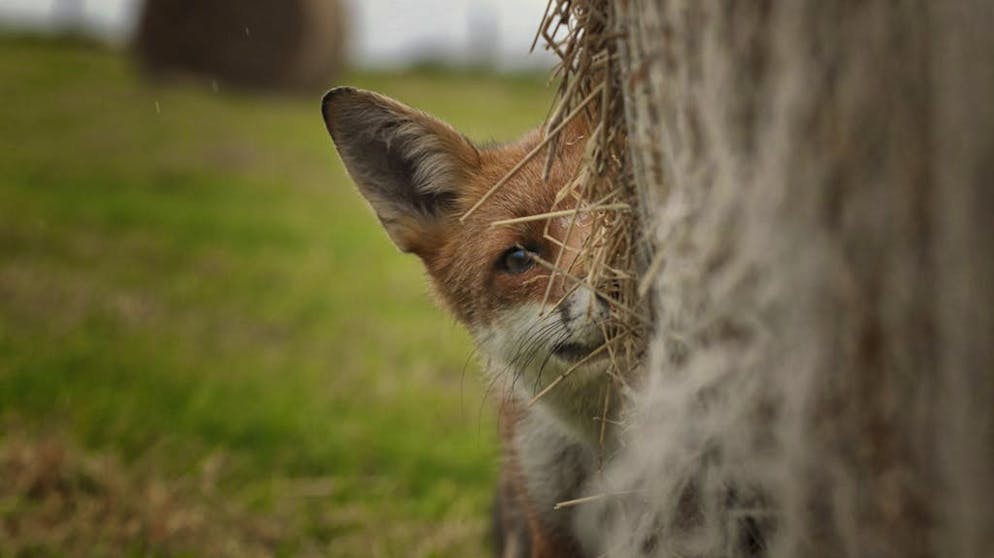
(322, 87, 610, 557)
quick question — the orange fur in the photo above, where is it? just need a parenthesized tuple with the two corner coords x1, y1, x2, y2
(421, 125, 590, 325)
(322, 88, 597, 558)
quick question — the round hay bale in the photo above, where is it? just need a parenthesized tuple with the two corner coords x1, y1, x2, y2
(539, 1, 994, 557)
(134, 0, 346, 92)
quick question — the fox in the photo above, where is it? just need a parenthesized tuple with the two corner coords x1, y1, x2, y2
(321, 87, 616, 557)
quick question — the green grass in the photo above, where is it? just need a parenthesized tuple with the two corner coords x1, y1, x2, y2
(0, 38, 554, 556)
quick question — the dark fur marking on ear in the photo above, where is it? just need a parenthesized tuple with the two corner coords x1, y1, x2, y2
(323, 88, 466, 219)
(321, 86, 478, 253)
(340, 125, 458, 217)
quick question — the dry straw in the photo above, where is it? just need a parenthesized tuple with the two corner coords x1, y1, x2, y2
(537, 0, 645, 411)
(537, 0, 646, 392)
(498, 1, 646, 422)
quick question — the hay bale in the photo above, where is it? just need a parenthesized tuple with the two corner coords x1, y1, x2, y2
(134, 0, 346, 91)
(540, 1, 994, 557)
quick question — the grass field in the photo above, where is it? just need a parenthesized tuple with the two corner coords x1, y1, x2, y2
(0, 38, 554, 556)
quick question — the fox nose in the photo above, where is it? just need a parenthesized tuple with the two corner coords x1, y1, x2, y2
(595, 276, 623, 305)
(559, 288, 609, 328)
(594, 290, 611, 313)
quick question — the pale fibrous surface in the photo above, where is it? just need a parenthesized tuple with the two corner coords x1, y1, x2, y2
(539, 1, 994, 557)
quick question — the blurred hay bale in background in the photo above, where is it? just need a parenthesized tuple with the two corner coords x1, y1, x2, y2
(134, 0, 346, 92)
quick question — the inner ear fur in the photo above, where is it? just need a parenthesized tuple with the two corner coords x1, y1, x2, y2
(321, 87, 481, 254)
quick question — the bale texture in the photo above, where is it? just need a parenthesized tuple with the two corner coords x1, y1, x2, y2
(134, 0, 346, 91)
(551, 1, 994, 556)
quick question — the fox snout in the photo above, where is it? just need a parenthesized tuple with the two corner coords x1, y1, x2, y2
(552, 289, 609, 360)
(474, 289, 609, 401)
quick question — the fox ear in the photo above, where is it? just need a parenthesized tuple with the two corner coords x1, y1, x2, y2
(322, 87, 481, 254)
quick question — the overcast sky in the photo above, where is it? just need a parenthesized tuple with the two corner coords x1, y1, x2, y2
(0, 0, 556, 70)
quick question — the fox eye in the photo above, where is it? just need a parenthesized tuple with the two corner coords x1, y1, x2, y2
(499, 246, 535, 275)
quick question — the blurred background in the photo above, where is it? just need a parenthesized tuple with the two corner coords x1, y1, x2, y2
(1, 0, 556, 71)
(0, 1, 555, 555)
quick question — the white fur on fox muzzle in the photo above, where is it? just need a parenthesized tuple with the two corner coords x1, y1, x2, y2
(473, 289, 610, 393)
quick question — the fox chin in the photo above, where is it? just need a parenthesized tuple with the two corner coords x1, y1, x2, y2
(322, 87, 615, 558)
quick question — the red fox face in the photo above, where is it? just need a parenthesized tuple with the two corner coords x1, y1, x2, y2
(322, 88, 609, 425)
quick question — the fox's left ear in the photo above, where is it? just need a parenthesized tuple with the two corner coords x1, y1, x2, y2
(322, 87, 481, 255)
